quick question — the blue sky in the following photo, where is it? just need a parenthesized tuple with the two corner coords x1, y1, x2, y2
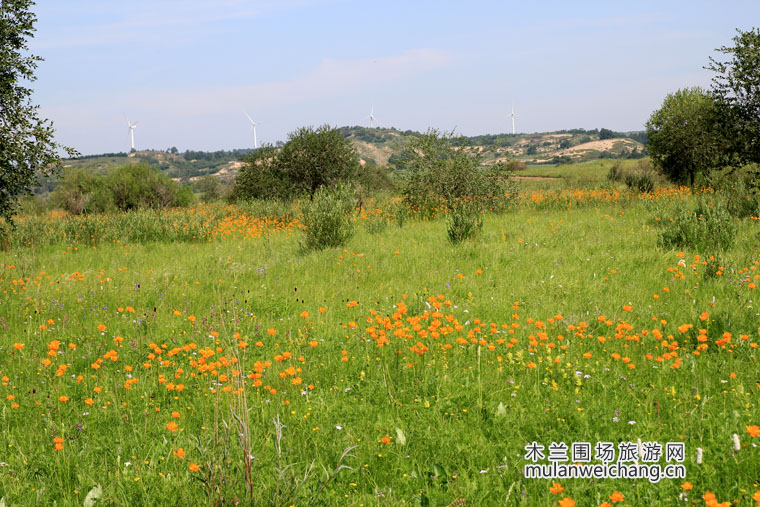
(29, 0, 760, 155)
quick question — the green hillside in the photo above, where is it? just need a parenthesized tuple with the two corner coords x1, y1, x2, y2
(43, 128, 646, 193)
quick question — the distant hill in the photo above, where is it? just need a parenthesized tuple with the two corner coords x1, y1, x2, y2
(39, 127, 646, 193)
(342, 126, 647, 167)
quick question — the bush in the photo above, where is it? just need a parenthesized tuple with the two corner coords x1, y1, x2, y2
(53, 164, 194, 214)
(301, 184, 356, 251)
(607, 161, 624, 182)
(51, 169, 114, 214)
(108, 164, 193, 211)
(233, 125, 359, 201)
(398, 129, 518, 218)
(624, 171, 655, 193)
(658, 198, 736, 252)
(446, 200, 483, 244)
(711, 164, 760, 218)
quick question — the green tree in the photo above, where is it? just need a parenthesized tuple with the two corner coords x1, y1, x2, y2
(645, 87, 723, 186)
(0, 0, 76, 237)
(277, 125, 359, 197)
(706, 27, 760, 164)
(232, 144, 290, 200)
(233, 125, 359, 200)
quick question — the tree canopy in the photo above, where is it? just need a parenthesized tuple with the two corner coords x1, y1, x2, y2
(0, 0, 76, 234)
(233, 125, 359, 200)
(646, 87, 723, 186)
(706, 27, 760, 165)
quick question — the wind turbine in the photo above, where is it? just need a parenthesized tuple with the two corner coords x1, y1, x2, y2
(244, 112, 260, 149)
(126, 119, 138, 151)
(509, 104, 518, 135)
(367, 105, 376, 129)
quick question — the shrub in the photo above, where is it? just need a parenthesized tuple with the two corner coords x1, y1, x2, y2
(51, 169, 114, 214)
(446, 200, 483, 244)
(398, 129, 518, 218)
(607, 161, 624, 182)
(711, 164, 760, 218)
(658, 198, 736, 252)
(624, 171, 655, 193)
(233, 126, 359, 201)
(301, 184, 356, 251)
(107, 164, 193, 211)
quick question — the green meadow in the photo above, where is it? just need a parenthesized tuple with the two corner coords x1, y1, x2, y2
(1, 181, 759, 506)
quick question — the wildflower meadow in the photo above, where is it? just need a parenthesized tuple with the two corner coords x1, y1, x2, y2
(1, 182, 759, 506)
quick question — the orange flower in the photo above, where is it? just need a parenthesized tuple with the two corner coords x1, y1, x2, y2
(97, 324, 106, 332)
(173, 310, 181, 316)
(681, 481, 692, 490)
(622, 305, 633, 312)
(84, 398, 95, 406)
(171, 411, 181, 418)
(187, 315, 196, 322)
(166, 421, 179, 431)
(379, 435, 391, 444)
(752, 490, 760, 503)
(699, 312, 709, 321)
(583, 352, 592, 359)
(58, 395, 69, 403)
(609, 491, 624, 503)
(189, 463, 200, 472)
(747, 425, 760, 437)
(527, 362, 536, 369)
(13, 343, 24, 350)
(300, 311, 309, 319)
(550, 482, 564, 494)
(53, 436, 64, 451)
(599, 503, 612, 507)
(558, 498, 575, 507)
(267, 328, 276, 335)
(173, 448, 186, 459)
(319, 307, 326, 313)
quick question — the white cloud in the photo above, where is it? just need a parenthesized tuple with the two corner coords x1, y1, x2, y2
(131, 48, 453, 116)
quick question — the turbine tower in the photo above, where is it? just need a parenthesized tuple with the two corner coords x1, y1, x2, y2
(509, 104, 518, 135)
(126, 119, 138, 151)
(367, 105, 376, 129)
(244, 112, 259, 149)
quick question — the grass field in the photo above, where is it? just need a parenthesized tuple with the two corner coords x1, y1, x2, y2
(1, 184, 759, 505)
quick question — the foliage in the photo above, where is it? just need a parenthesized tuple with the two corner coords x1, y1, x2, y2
(278, 125, 359, 197)
(193, 175, 228, 202)
(446, 200, 483, 243)
(607, 161, 624, 182)
(658, 197, 736, 252)
(231, 145, 289, 201)
(646, 87, 724, 186)
(706, 27, 760, 165)
(397, 129, 516, 217)
(710, 164, 760, 218)
(0, 0, 77, 237)
(107, 164, 193, 211)
(623, 161, 657, 193)
(51, 164, 193, 214)
(233, 126, 359, 200)
(301, 183, 356, 251)
(50, 169, 114, 214)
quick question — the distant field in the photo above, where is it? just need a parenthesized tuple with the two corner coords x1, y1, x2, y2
(520, 159, 645, 187)
(1, 185, 758, 505)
